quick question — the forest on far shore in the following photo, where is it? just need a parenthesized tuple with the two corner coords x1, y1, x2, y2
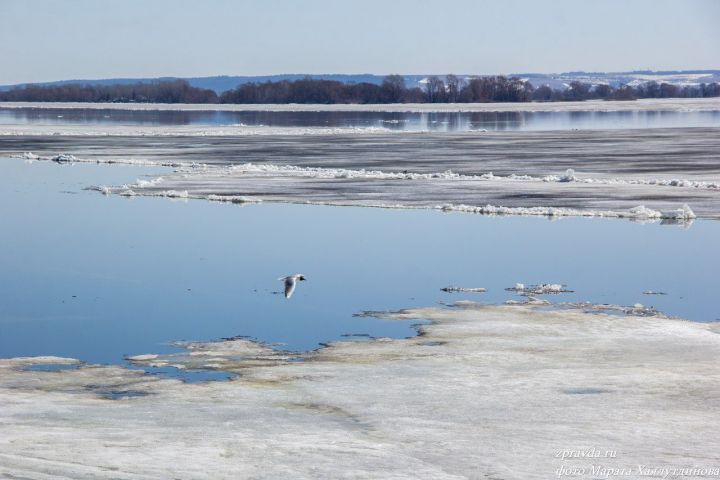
(1, 75, 719, 104)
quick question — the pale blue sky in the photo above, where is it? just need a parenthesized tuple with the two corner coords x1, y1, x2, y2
(0, 0, 718, 84)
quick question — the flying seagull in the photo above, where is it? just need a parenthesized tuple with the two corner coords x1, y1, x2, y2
(279, 274, 306, 299)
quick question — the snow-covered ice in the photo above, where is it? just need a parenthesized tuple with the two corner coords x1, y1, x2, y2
(507, 283, 573, 295)
(51, 153, 78, 162)
(2, 303, 720, 478)
(0, 124, 397, 137)
(85, 160, 708, 222)
(439, 203, 696, 221)
(4, 125, 718, 220)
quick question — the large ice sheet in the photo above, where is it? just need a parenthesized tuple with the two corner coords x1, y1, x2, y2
(3, 127, 720, 219)
(2, 303, 720, 479)
(94, 163, 710, 220)
(0, 124, 395, 136)
(4, 127, 718, 177)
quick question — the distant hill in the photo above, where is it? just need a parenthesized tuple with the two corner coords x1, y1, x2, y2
(1, 71, 718, 94)
(520, 70, 720, 90)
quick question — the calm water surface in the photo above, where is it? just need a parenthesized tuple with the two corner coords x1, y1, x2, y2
(2, 107, 720, 131)
(1, 158, 718, 377)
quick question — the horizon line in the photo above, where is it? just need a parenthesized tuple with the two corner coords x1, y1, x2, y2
(4, 69, 720, 87)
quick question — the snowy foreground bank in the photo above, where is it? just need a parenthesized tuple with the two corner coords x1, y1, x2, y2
(2, 303, 719, 479)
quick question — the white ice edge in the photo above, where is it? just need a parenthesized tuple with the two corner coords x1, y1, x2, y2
(438, 203, 696, 221)
(16, 153, 720, 191)
(17, 151, 203, 168)
(92, 184, 696, 222)
(90, 185, 262, 204)
(1, 125, 398, 137)
(223, 164, 720, 190)
(2, 97, 720, 112)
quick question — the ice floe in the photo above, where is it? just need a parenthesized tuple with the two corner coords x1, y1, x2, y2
(97, 175, 701, 224)
(20, 150, 720, 193)
(440, 286, 487, 293)
(504, 296, 551, 305)
(52, 153, 78, 163)
(134, 161, 720, 191)
(507, 283, 573, 295)
(14, 151, 700, 222)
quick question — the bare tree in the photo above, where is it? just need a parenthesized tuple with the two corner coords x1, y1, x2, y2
(532, 85, 553, 101)
(593, 84, 612, 99)
(564, 81, 591, 101)
(446, 74, 462, 103)
(381, 75, 406, 103)
(659, 83, 679, 98)
(612, 86, 637, 101)
(425, 76, 446, 103)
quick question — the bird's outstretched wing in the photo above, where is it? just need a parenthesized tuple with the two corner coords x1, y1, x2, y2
(284, 277, 296, 299)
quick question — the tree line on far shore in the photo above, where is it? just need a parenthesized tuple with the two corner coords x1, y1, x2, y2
(1, 75, 718, 104)
(0, 80, 218, 104)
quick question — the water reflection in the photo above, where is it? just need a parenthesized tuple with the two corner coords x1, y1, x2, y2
(1, 158, 718, 375)
(1, 107, 719, 131)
